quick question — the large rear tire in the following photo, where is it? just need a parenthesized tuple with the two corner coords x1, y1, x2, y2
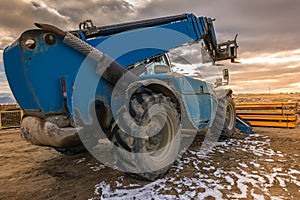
(112, 93, 181, 180)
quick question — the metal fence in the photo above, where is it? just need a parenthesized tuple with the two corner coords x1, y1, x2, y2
(0, 110, 23, 130)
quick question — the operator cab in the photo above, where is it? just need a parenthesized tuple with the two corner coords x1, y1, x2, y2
(127, 54, 171, 76)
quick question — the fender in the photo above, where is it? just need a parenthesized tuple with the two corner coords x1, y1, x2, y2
(226, 89, 233, 97)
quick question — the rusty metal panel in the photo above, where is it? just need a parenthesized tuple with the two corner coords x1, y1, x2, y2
(0, 110, 23, 130)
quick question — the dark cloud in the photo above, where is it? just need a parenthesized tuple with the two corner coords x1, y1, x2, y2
(54, 0, 134, 26)
(0, 51, 3, 72)
(0, 0, 300, 93)
(135, 0, 300, 54)
(31, 1, 41, 8)
(1, 0, 299, 53)
(0, 0, 69, 43)
(168, 44, 204, 64)
(0, 0, 135, 47)
(0, 72, 7, 82)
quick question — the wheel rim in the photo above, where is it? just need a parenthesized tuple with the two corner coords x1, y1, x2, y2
(144, 110, 175, 162)
(226, 103, 235, 130)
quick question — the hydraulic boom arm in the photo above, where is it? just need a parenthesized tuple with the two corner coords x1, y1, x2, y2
(74, 13, 238, 64)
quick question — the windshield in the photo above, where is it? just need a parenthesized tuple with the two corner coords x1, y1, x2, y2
(127, 54, 171, 76)
(168, 41, 224, 86)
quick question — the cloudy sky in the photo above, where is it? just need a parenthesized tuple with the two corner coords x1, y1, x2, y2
(1, 0, 300, 95)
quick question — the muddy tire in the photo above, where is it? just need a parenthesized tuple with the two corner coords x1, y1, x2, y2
(210, 94, 236, 139)
(221, 96, 236, 138)
(112, 93, 181, 180)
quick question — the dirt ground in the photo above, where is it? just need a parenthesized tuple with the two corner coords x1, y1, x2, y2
(0, 127, 299, 200)
(0, 94, 299, 199)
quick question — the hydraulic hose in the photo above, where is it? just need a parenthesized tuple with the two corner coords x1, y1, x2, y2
(34, 23, 140, 88)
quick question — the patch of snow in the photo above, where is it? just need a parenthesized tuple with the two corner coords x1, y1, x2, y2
(291, 179, 300, 187)
(250, 189, 265, 200)
(228, 170, 258, 199)
(288, 169, 300, 175)
(126, 183, 140, 188)
(89, 164, 106, 172)
(224, 175, 234, 185)
(276, 177, 286, 188)
(250, 162, 261, 168)
(265, 159, 274, 162)
(202, 167, 210, 171)
(196, 188, 223, 199)
(115, 177, 124, 187)
(264, 173, 277, 187)
(180, 190, 197, 199)
(277, 153, 284, 158)
(238, 163, 248, 168)
(273, 168, 282, 173)
(218, 150, 225, 153)
(270, 197, 284, 200)
(94, 178, 171, 199)
(278, 159, 287, 163)
(74, 157, 86, 164)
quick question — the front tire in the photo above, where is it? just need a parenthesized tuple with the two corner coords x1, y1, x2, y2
(210, 93, 236, 139)
(221, 96, 236, 138)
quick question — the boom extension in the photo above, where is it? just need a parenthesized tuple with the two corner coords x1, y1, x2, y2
(78, 13, 238, 63)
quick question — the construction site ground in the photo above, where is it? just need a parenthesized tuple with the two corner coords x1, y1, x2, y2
(0, 94, 299, 199)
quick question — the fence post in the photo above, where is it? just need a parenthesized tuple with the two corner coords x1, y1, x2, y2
(0, 111, 2, 130)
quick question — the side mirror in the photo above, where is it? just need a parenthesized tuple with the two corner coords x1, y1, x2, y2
(215, 78, 223, 87)
(154, 65, 170, 74)
(223, 69, 229, 85)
